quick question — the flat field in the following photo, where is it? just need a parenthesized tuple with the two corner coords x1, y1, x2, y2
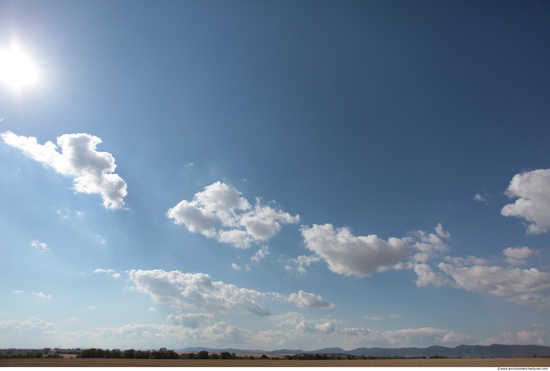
(1, 357, 549, 367)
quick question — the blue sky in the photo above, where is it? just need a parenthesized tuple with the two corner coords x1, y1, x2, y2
(1, 0, 550, 350)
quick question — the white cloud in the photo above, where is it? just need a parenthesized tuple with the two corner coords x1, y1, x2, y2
(239, 203, 299, 241)
(32, 291, 53, 301)
(251, 245, 270, 262)
(437, 261, 550, 309)
(300, 224, 412, 277)
(338, 326, 471, 348)
(128, 269, 272, 316)
(218, 229, 253, 249)
(231, 262, 251, 271)
(314, 321, 336, 334)
(413, 263, 453, 288)
(287, 290, 334, 309)
(147, 307, 157, 312)
(93, 268, 121, 279)
(473, 192, 490, 204)
(128, 269, 332, 315)
(167, 182, 299, 248)
(200, 321, 247, 343)
(0, 317, 55, 332)
(273, 312, 336, 336)
(1, 131, 127, 209)
(503, 246, 536, 265)
(434, 223, 451, 239)
(285, 255, 322, 274)
(501, 168, 550, 234)
(166, 313, 213, 328)
(30, 240, 48, 253)
(383, 327, 471, 346)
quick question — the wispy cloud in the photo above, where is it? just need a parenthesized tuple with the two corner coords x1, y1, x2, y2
(32, 291, 53, 301)
(93, 268, 121, 279)
(473, 191, 490, 204)
(0, 317, 55, 332)
(30, 239, 48, 253)
(285, 255, 322, 274)
(1, 131, 127, 209)
(251, 245, 270, 262)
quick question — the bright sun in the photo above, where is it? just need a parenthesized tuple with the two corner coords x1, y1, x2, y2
(0, 44, 41, 91)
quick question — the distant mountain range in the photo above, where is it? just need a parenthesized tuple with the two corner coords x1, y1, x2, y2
(177, 344, 550, 358)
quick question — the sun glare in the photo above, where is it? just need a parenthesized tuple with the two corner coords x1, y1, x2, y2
(0, 44, 41, 91)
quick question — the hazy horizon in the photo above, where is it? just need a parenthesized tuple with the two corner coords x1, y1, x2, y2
(1, 0, 549, 350)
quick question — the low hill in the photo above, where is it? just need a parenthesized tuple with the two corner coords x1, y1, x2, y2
(178, 344, 550, 358)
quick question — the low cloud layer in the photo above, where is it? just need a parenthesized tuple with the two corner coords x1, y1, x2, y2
(501, 168, 550, 234)
(413, 247, 550, 310)
(340, 326, 472, 348)
(127, 269, 332, 316)
(1, 131, 127, 209)
(437, 261, 550, 309)
(299, 221, 550, 310)
(167, 182, 299, 248)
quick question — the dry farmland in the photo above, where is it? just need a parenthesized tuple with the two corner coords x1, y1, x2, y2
(1, 357, 550, 367)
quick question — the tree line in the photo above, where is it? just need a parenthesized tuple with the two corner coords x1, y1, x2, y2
(77, 348, 241, 359)
(76, 348, 392, 360)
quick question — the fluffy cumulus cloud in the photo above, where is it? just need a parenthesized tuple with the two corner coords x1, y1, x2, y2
(1, 131, 127, 209)
(127, 269, 332, 316)
(299, 223, 454, 279)
(167, 182, 299, 248)
(300, 224, 412, 277)
(501, 168, 550, 234)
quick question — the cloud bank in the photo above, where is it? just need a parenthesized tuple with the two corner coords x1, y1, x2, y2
(1, 131, 127, 209)
(127, 269, 332, 316)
